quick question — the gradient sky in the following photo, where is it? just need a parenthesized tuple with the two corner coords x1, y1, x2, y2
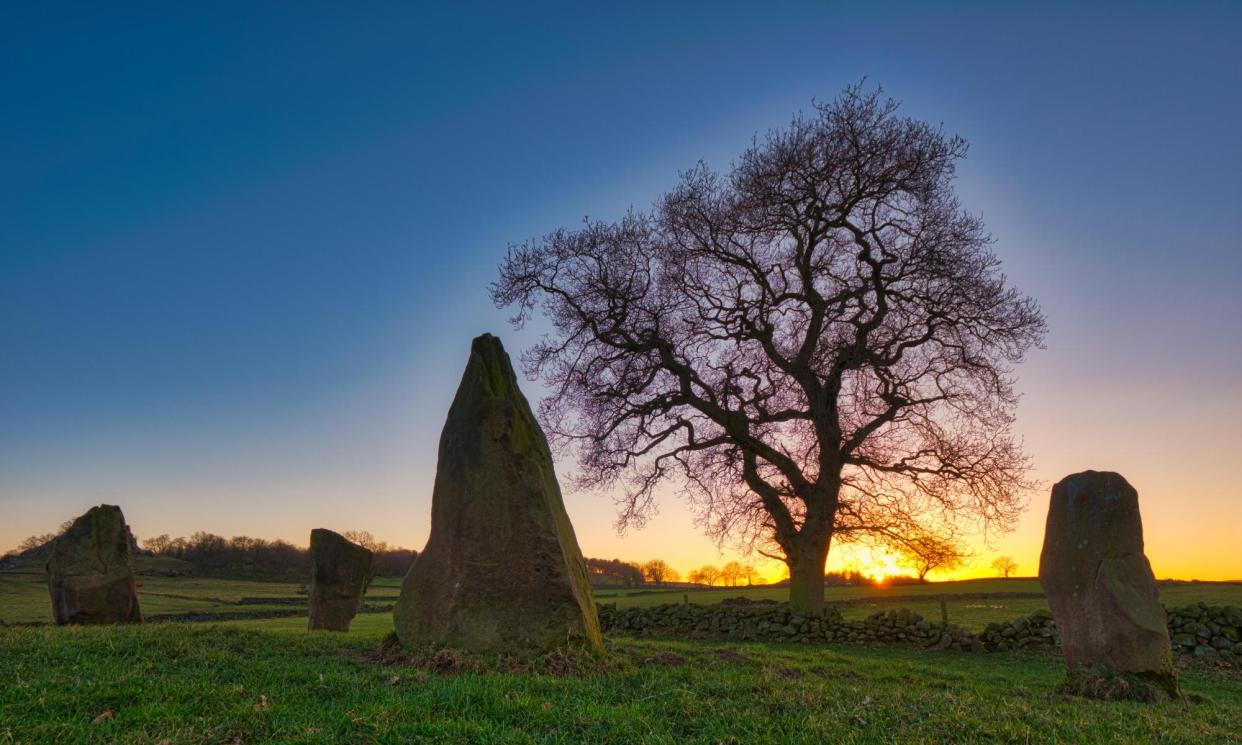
(3, 2, 1240, 581)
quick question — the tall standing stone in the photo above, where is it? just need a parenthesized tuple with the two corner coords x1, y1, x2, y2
(308, 528, 374, 632)
(1038, 471, 1179, 701)
(46, 504, 143, 625)
(394, 334, 602, 654)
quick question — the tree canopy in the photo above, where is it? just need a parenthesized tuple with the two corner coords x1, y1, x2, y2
(493, 84, 1045, 611)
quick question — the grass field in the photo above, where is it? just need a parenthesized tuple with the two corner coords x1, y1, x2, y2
(4, 564, 1240, 631)
(3, 569, 1241, 742)
(595, 578, 1242, 630)
(0, 560, 402, 625)
(1, 619, 1239, 744)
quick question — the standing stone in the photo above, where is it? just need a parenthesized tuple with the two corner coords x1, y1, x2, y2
(308, 528, 374, 632)
(46, 505, 143, 625)
(394, 334, 602, 654)
(1038, 471, 1179, 701)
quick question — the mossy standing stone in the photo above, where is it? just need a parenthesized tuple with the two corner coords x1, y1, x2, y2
(308, 528, 374, 632)
(46, 504, 143, 625)
(394, 333, 602, 654)
(1038, 470, 1179, 701)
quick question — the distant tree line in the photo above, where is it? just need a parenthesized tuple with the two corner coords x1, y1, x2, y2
(5, 520, 139, 560)
(585, 558, 759, 588)
(585, 557, 943, 589)
(9, 526, 963, 587)
(585, 557, 645, 586)
(10, 532, 62, 555)
(142, 531, 416, 579)
(340, 530, 418, 578)
(686, 561, 757, 587)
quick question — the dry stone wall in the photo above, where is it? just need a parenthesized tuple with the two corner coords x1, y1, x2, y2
(598, 602, 1241, 663)
(1168, 604, 1242, 659)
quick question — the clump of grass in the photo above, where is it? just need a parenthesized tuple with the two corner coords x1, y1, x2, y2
(1058, 667, 1182, 703)
(358, 631, 623, 677)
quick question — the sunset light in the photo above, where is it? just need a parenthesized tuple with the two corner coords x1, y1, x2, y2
(2, 4, 1240, 741)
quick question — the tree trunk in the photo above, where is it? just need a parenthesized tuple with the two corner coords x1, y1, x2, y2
(786, 539, 831, 614)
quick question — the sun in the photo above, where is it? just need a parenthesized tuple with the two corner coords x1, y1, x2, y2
(826, 544, 910, 585)
(863, 556, 905, 585)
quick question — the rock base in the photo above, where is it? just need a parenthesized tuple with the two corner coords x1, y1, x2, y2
(1057, 667, 1181, 703)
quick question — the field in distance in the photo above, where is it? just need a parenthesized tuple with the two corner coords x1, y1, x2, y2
(0, 555, 400, 625)
(597, 578, 1242, 629)
(3, 555, 1239, 630)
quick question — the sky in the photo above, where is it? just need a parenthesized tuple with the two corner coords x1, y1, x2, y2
(2, 2, 1240, 582)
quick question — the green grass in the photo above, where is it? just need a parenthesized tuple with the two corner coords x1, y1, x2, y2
(5, 568, 1240, 631)
(0, 621, 1238, 744)
(3, 573, 1240, 742)
(0, 561, 403, 624)
(596, 577, 1242, 607)
(595, 578, 1242, 630)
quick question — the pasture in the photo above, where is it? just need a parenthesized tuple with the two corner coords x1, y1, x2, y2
(5, 558, 1238, 630)
(2, 615, 1241, 743)
(597, 578, 1242, 630)
(4, 566, 1241, 742)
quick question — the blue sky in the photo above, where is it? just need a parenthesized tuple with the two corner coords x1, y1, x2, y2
(2, 2, 1240, 578)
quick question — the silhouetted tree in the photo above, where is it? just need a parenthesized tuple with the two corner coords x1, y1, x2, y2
(17, 534, 58, 553)
(991, 556, 1018, 578)
(641, 559, 679, 585)
(741, 563, 757, 585)
(141, 531, 415, 578)
(343, 530, 386, 552)
(696, 564, 722, 586)
(721, 561, 747, 586)
(891, 532, 971, 581)
(145, 534, 174, 554)
(492, 83, 1046, 612)
(340, 531, 417, 576)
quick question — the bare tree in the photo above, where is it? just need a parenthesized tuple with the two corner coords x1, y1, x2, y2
(343, 530, 388, 553)
(641, 559, 679, 585)
(991, 555, 1019, 578)
(492, 84, 1045, 613)
(721, 561, 748, 586)
(741, 563, 757, 586)
(14, 533, 58, 553)
(144, 534, 174, 554)
(891, 531, 970, 581)
(697, 564, 722, 587)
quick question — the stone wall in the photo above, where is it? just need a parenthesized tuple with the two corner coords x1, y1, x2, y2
(597, 601, 1241, 663)
(1168, 604, 1241, 659)
(601, 601, 840, 644)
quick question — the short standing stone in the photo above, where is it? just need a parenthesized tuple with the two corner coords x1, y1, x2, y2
(1038, 471, 1179, 701)
(308, 529, 374, 632)
(393, 334, 602, 654)
(46, 504, 143, 625)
